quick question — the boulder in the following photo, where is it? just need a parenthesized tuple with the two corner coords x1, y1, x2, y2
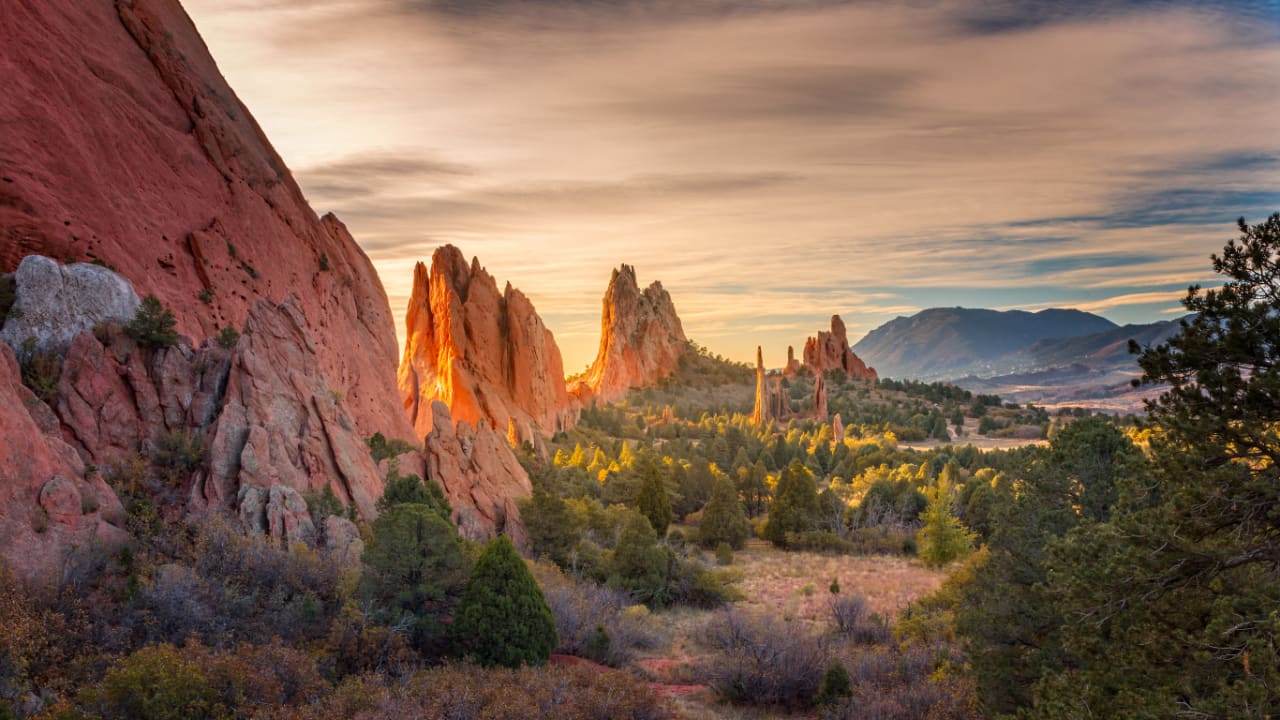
(204, 297, 383, 521)
(0, 256, 140, 356)
(322, 515, 364, 566)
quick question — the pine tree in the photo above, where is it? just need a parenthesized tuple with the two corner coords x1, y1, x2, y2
(361, 503, 470, 655)
(1028, 214, 1280, 716)
(520, 487, 580, 569)
(916, 470, 974, 567)
(635, 453, 673, 537)
(451, 536, 557, 668)
(764, 460, 820, 548)
(125, 295, 179, 348)
(698, 474, 750, 549)
(815, 660, 852, 705)
(608, 512, 670, 606)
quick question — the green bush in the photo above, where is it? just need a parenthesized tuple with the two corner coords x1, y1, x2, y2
(451, 536, 557, 668)
(126, 295, 180, 348)
(375, 464, 450, 520)
(816, 660, 853, 705)
(714, 542, 734, 565)
(83, 644, 226, 720)
(587, 624, 611, 663)
(153, 429, 206, 481)
(214, 326, 239, 350)
(18, 337, 60, 403)
(366, 432, 415, 464)
(607, 513, 671, 607)
(361, 503, 469, 655)
(698, 475, 751, 550)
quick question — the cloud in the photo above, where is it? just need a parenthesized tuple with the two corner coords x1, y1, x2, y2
(182, 0, 1280, 369)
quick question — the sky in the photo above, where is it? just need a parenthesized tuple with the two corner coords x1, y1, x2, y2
(182, 0, 1280, 371)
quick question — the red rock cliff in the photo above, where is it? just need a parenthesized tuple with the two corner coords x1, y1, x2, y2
(572, 265, 687, 404)
(398, 246, 578, 440)
(0, 0, 412, 443)
(802, 315, 877, 381)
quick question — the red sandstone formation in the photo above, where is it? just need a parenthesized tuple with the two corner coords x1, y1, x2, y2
(419, 401, 531, 543)
(398, 246, 578, 440)
(802, 315, 877, 381)
(783, 346, 803, 377)
(0, 343, 128, 579)
(814, 373, 829, 418)
(0, 0, 411, 443)
(572, 265, 687, 404)
(0, 0, 538, 572)
(833, 413, 846, 445)
(751, 347, 787, 427)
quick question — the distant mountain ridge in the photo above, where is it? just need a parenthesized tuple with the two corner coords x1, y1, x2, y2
(850, 307, 1187, 411)
(851, 307, 1118, 381)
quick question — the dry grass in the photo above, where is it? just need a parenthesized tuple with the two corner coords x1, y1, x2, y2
(729, 540, 945, 624)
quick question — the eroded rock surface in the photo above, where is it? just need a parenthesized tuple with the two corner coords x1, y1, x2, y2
(421, 400, 530, 544)
(0, 343, 127, 578)
(572, 264, 687, 404)
(399, 246, 578, 439)
(802, 315, 877, 381)
(0, 0, 411, 443)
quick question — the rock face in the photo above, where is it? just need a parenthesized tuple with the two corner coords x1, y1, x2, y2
(202, 297, 384, 521)
(783, 346, 803, 377)
(0, 343, 128, 578)
(814, 373, 829, 418)
(833, 413, 845, 445)
(751, 347, 787, 427)
(1, 256, 141, 355)
(802, 315, 877, 381)
(420, 401, 530, 543)
(573, 265, 687, 404)
(0, 0, 411, 443)
(398, 246, 578, 440)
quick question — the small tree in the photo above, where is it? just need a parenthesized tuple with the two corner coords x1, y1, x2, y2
(698, 475, 750, 549)
(608, 512, 670, 607)
(361, 503, 470, 655)
(916, 472, 975, 567)
(764, 460, 820, 548)
(451, 536, 557, 668)
(519, 487, 580, 569)
(635, 453, 673, 537)
(815, 660, 852, 705)
(126, 294, 180, 348)
(376, 464, 451, 519)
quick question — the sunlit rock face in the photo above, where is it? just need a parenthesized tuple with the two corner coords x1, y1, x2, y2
(751, 346, 787, 427)
(398, 245, 579, 441)
(571, 264, 688, 405)
(803, 315, 878, 381)
(0, 0, 412, 444)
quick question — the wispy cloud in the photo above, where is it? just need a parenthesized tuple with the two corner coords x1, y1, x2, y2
(184, 0, 1280, 369)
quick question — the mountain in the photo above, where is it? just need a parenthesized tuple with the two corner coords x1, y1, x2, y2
(1006, 318, 1185, 373)
(851, 307, 1119, 381)
(570, 264, 688, 404)
(953, 318, 1186, 411)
